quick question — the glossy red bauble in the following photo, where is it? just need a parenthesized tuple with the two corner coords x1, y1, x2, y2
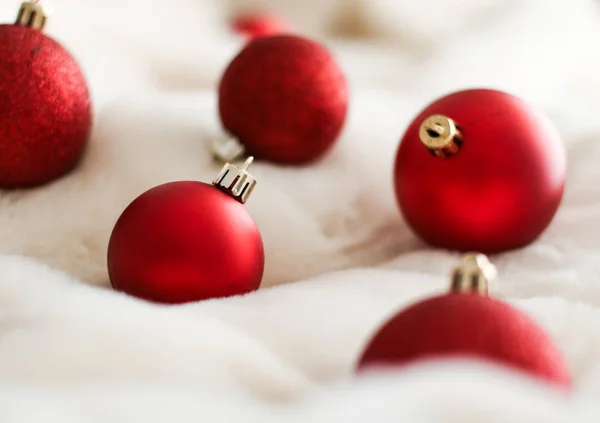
(0, 24, 92, 188)
(107, 182, 264, 304)
(219, 35, 348, 164)
(231, 12, 289, 40)
(394, 89, 566, 253)
(357, 293, 571, 387)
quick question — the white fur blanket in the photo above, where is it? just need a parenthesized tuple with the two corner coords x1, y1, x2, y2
(1, 0, 600, 421)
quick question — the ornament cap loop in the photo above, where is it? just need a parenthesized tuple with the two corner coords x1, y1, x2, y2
(212, 157, 257, 204)
(16, 1, 48, 31)
(450, 253, 497, 295)
(419, 114, 463, 159)
(211, 132, 246, 163)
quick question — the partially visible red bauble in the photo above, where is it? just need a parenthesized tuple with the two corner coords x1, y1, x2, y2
(219, 35, 348, 164)
(231, 12, 289, 40)
(107, 161, 264, 304)
(0, 19, 92, 187)
(394, 89, 566, 253)
(357, 293, 571, 387)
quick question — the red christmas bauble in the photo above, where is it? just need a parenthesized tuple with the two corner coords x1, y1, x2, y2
(394, 89, 566, 253)
(0, 24, 92, 188)
(107, 181, 264, 304)
(231, 12, 289, 40)
(219, 35, 348, 164)
(357, 293, 571, 387)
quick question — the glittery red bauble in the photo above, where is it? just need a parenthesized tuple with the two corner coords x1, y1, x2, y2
(231, 12, 289, 40)
(219, 35, 348, 164)
(107, 182, 264, 304)
(0, 25, 92, 188)
(357, 293, 571, 387)
(394, 89, 566, 253)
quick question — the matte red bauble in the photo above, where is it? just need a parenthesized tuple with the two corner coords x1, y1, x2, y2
(216, 35, 348, 164)
(394, 89, 566, 253)
(358, 254, 571, 388)
(107, 158, 264, 304)
(231, 12, 289, 40)
(0, 2, 92, 188)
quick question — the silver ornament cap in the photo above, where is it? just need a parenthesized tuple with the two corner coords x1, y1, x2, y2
(211, 132, 246, 163)
(450, 253, 498, 296)
(212, 157, 257, 204)
(16, 1, 48, 31)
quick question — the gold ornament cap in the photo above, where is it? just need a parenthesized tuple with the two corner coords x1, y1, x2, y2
(15, 1, 48, 31)
(450, 253, 497, 295)
(211, 132, 246, 163)
(419, 114, 463, 159)
(212, 157, 257, 204)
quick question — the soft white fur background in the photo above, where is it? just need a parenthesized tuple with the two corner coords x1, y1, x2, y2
(1, 0, 600, 421)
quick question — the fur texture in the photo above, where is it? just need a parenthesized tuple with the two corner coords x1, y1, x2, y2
(0, 0, 599, 421)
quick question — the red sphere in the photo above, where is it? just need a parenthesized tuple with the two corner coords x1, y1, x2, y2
(219, 35, 348, 164)
(107, 182, 265, 304)
(231, 12, 289, 40)
(0, 25, 92, 188)
(394, 89, 566, 253)
(357, 293, 571, 387)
